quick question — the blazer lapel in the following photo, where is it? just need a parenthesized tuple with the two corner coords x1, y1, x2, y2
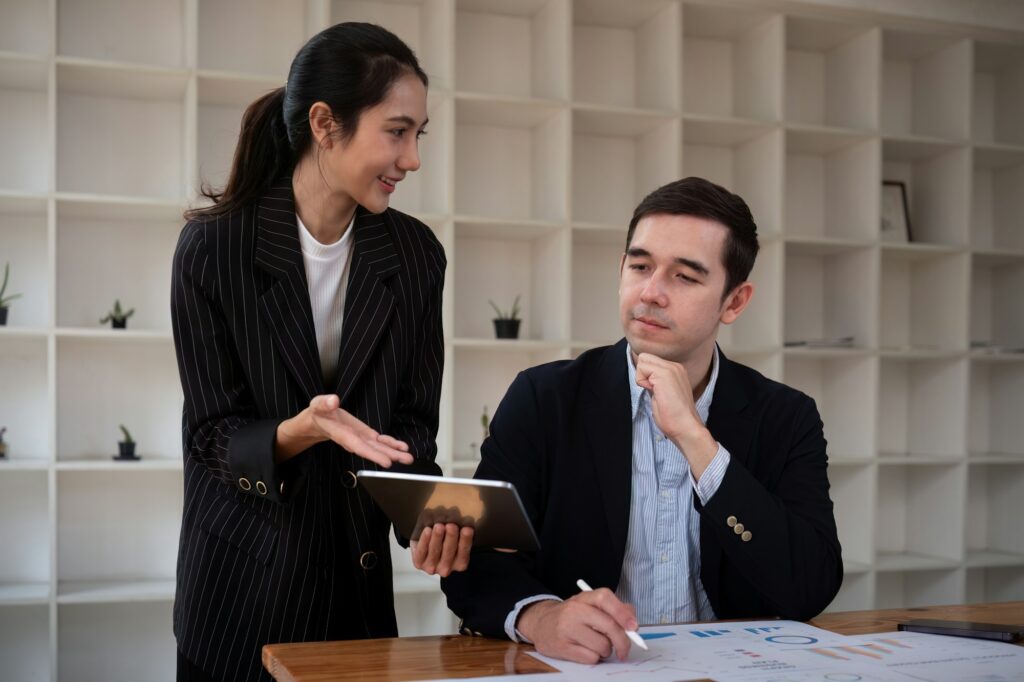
(253, 179, 324, 402)
(332, 208, 402, 404)
(706, 348, 756, 470)
(582, 339, 633, 576)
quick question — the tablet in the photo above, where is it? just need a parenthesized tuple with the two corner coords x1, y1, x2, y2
(357, 470, 540, 552)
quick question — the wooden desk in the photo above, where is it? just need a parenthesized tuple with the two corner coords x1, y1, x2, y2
(263, 601, 1024, 681)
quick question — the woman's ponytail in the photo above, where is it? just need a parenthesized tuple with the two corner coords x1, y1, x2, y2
(186, 87, 292, 220)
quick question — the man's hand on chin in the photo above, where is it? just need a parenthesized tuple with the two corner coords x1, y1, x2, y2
(634, 352, 719, 480)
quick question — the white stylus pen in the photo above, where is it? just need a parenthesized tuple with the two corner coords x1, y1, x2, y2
(576, 579, 649, 651)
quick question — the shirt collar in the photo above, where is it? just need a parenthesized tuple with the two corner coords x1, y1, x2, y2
(626, 343, 720, 424)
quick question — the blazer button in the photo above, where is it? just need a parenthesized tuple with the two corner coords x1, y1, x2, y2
(360, 551, 378, 570)
(280, 481, 286, 495)
(726, 515, 738, 527)
(343, 471, 358, 489)
(733, 523, 745, 535)
(238, 477, 252, 491)
(256, 481, 268, 495)
(741, 531, 752, 542)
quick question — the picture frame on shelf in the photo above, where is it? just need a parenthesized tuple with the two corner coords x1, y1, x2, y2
(881, 180, 912, 243)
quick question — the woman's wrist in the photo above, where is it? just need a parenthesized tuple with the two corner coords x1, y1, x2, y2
(274, 408, 324, 463)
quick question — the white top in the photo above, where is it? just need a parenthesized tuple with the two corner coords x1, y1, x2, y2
(296, 212, 355, 386)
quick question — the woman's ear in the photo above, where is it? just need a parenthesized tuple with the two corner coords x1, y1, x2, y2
(308, 101, 336, 148)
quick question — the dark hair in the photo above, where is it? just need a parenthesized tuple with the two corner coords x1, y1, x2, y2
(186, 22, 428, 220)
(626, 177, 760, 300)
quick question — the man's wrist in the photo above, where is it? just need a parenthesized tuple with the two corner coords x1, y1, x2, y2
(516, 599, 558, 642)
(672, 424, 718, 478)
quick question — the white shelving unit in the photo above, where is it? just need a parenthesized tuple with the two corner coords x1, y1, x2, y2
(1, 1, 1023, 679)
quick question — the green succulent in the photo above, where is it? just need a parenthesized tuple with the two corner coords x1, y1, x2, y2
(118, 424, 134, 444)
(100, 299, 135, 324)
(488, 294, 521, 321)
(0, 263, 22, 308)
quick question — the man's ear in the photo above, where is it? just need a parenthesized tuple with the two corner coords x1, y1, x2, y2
(308, 101, 336, 148)
(720, 281, 754, 325)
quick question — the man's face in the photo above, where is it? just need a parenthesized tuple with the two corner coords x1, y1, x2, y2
(618, 213, 740, 364)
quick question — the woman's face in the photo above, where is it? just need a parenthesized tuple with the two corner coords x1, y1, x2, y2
(321, 73, 429, 214)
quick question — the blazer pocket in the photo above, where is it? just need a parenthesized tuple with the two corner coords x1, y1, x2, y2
(198, 495, 279, 566)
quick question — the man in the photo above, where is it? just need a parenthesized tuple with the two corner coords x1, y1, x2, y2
(441, 177, 842, 664)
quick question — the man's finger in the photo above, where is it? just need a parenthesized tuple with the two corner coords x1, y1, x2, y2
(591, 588, 640, 632)
(562, 643, 602, 665)
(577, 603, 631, 661)
(565, 609, 615, 660)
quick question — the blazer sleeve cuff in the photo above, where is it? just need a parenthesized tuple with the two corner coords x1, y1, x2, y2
(226, 418, 288, 503)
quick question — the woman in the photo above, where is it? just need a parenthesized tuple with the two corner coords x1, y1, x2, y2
(171, 23, 471, 681)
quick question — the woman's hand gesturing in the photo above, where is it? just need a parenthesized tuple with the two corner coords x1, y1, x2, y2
(275, 394, 414, 467)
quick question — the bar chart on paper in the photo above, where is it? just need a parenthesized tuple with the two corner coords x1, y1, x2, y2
(528, 621, 1024, 682)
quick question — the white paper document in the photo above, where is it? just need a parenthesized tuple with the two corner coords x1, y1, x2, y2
(522, 620, 1024, 682)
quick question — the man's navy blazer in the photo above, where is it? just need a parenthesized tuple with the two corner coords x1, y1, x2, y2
(442, 339, 843, 636)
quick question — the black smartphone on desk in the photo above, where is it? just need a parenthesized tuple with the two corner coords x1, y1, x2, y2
(898, 619, 1024, 642)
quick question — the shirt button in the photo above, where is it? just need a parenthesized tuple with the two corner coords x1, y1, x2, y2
(655, 435, 664, 442)
(661, 616, 670, 624)
(660, 552, 669, 563)
(660, 489, 670, 498)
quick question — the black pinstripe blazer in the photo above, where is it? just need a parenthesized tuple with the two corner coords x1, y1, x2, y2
(170, 180, 446, 681)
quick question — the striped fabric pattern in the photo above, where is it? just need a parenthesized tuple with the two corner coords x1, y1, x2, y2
(170, 180, 446, 681)
(616, 344, 730, 626)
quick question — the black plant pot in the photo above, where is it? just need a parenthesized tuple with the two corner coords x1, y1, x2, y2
(111, 318, 127, 329)
(493, 319, 521, 340)
(114, 441, 139, 460)
(0, 306, 8, 326)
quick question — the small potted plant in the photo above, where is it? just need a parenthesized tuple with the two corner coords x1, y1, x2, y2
(100, 300, 135, 329)
(489, 295, 521, 340)
(0, 262, 22, 326)
(114, 424, 139, 461)
(0, 427, 8, 459)
(468, 406, 490, 458)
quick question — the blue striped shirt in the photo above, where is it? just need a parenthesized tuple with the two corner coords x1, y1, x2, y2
(505, 346, 730, 639)
(616, 344, 729, 625)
